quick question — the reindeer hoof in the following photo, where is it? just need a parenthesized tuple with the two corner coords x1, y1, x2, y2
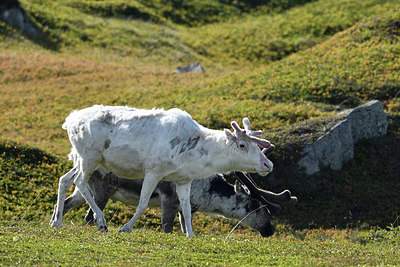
(119, 224, 132, 233)
(50, 220, 62, 229)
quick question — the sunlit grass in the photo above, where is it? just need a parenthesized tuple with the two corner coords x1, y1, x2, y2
(1, 221, 399, 266)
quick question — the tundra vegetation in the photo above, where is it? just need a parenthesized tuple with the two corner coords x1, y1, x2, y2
(1, 0, 400, 265)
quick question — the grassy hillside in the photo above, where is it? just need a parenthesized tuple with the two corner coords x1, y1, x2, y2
(3, 3, 400, 154)
(1, 0, 400, 232)
(245, 11, 400, 106)
(9, 0, 399, 64)
(184, 0, 400, 64)
(61, 0, 304, 27)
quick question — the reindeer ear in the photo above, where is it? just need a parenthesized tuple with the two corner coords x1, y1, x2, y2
(224, 128, 235, 141)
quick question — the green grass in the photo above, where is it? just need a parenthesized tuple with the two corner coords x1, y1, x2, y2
(183, 0, 400, 65)
(14, 0, 400, 65)
(247, 11, 400, 105)
(0, 141, 67, 221)
(1, 222, 399, 266)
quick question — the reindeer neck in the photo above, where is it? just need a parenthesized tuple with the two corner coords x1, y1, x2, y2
(201, 129, 235, 174)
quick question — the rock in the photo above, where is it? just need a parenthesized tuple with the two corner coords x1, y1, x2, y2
(1, 8, 23, 29)
(298, 100, 388, 175)
(1, 7, 38, 37)
(340, 100, 388, 143)
(174, 63, 205, 74)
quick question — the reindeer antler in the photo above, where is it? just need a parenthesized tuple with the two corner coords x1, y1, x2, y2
(262, 144, 275, 156)
(233, 172, 280, 215)
(243, 117, 263, 136)
(230, 119, 271, 149)
(234, 172, 297, 207)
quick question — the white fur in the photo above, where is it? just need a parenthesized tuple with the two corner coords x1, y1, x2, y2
(50, 105, 273, 237)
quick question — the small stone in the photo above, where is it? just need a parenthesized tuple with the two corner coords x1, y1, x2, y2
(173, 63, 205, 74)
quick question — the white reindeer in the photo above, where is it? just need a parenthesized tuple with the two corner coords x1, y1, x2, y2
(50, 105, 273, 237)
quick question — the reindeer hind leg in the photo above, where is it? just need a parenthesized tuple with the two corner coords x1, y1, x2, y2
(50, 166, 78, 228)
(74, 156, 107, 232)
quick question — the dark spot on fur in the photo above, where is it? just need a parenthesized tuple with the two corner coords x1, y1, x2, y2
(101, 111, 114, 125)
(205, 162, 212, 169)
(104, 139, 111, 149)
(209, 174, 234, 197)
(170, 137, 181, 150)
(188, 136, 200, 150)
(179, 136, 200, 154)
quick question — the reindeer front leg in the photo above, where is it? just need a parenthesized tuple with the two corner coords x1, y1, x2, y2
(175, 182, 194, 238)
(119, 174, 160, 233)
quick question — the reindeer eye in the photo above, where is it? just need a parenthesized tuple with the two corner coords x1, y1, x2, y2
(237, 141, 248, 151)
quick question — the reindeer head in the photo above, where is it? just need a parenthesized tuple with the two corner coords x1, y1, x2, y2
(224, 118, 273, 176)
(232, 179, 275, 237)
(232, 171, 297, 237)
